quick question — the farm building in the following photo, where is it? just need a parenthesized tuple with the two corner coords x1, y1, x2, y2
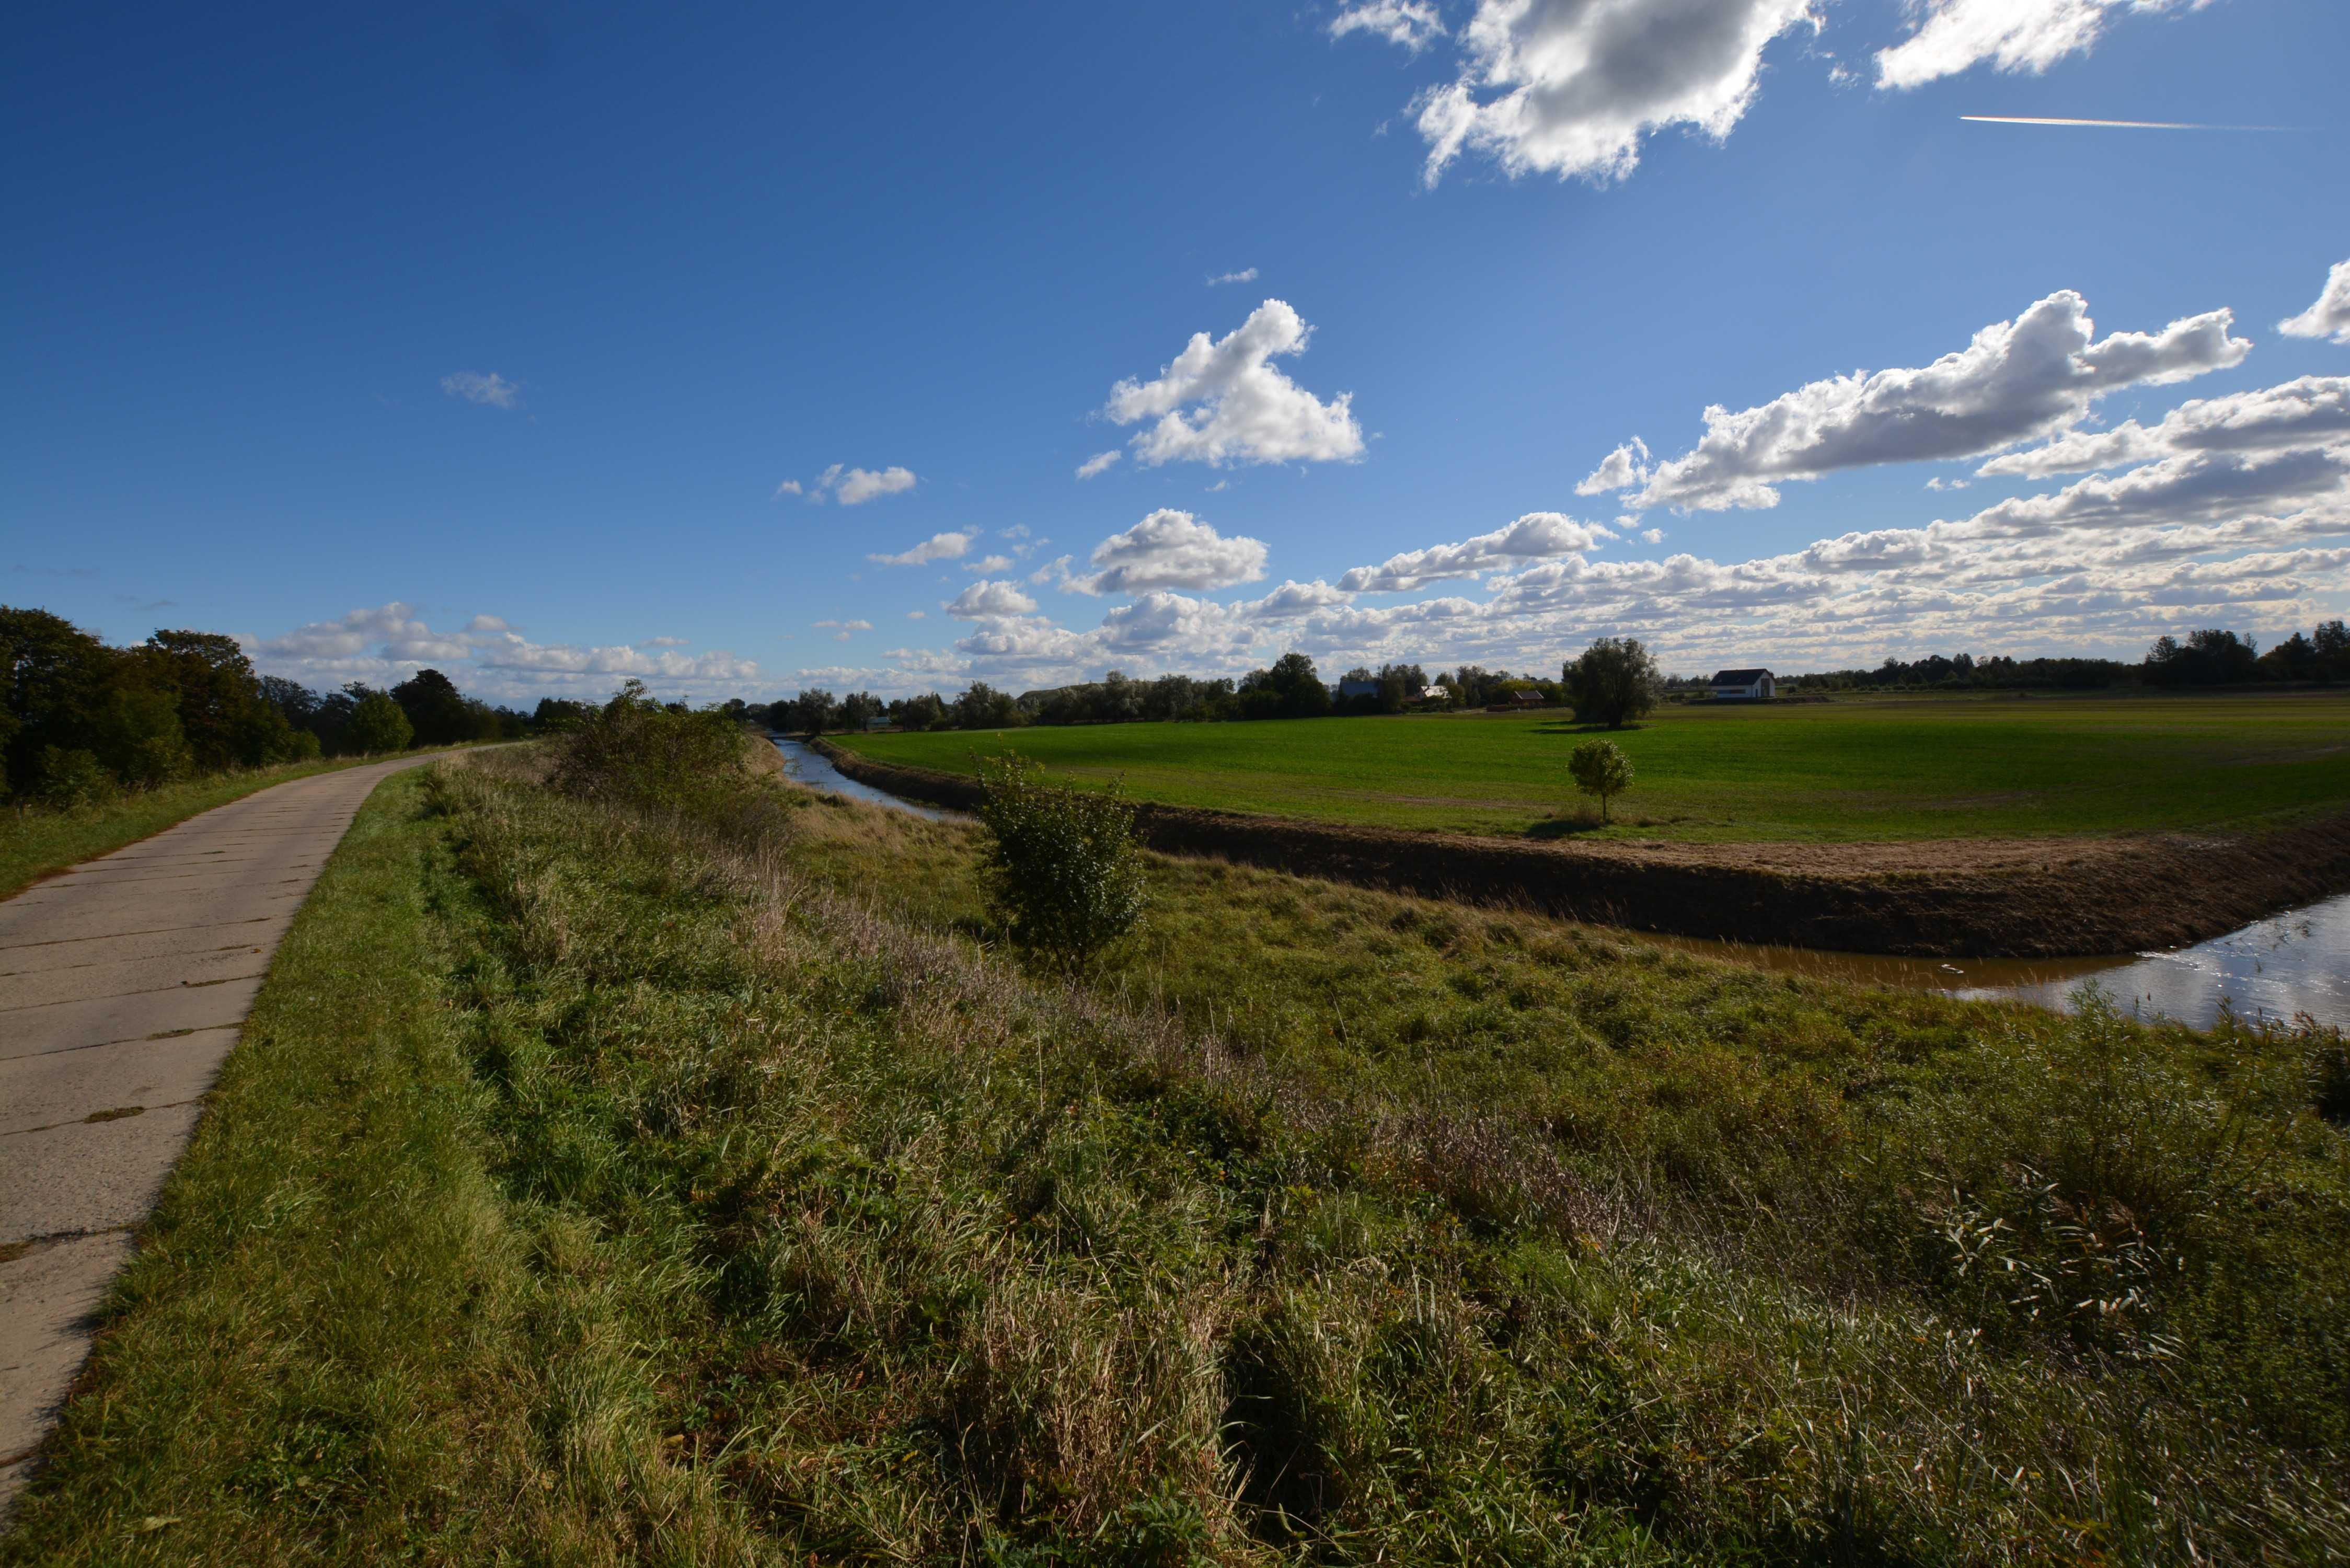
(1710, 667, 1776, 700)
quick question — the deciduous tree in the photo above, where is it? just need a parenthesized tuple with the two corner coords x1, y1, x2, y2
(1563, 637, 1659, 729)
(1568, 737, 1634, 823)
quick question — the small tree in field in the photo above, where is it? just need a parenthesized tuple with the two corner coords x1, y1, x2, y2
(977, 752, 1147, 969)
(1568, 738, 1633, 823)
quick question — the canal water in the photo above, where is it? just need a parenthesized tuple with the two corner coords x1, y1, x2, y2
(769, 734, 2349, 1031)
(769, 735, 954, 821)
(1644, 895, 2350, 1033)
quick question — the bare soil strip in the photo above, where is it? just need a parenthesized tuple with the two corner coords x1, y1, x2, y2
(813, 741, 2350, 957)
(0, 756, 441, 1515)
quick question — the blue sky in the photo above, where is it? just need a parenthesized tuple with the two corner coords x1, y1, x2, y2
(6, 0, 2347, 701)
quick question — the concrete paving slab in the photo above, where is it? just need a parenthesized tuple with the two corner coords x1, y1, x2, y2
(0, 977, 265, 1063)
(0, 943, 274, 1011)
(0, 753, 451, 1525)
(0, 1233, 136, 1515)
(0, 1028, 238, 1136)
(0, 887, 316, 949)
(0, 916, 291, 979)
(0, 1105, 206, 1238)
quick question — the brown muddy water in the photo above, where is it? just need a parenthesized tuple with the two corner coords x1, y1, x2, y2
(774, 737, 2350, 1032)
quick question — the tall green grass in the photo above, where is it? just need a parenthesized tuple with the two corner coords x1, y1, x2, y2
(11, 758, 2344, 1563)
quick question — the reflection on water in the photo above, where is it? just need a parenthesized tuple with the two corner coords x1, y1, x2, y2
(771, 737, 2348, 1032)
(1647, 893, 2350, 1032)
(769, 735, 954, 821)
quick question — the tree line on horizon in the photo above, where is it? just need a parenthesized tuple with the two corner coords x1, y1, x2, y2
(760, 620, 2350, 736)
(1, 606, 534, 808)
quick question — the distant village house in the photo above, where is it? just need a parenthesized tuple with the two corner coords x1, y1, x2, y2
(1710, 667, 1776, 700)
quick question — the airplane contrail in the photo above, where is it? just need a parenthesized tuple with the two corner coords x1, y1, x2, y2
(1961, 115, 2287, 131)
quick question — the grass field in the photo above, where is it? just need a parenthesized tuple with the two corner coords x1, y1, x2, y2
(837, 690, 2350, 843)
(10, 746, 2344, 1562)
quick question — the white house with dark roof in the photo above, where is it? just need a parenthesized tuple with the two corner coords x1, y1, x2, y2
(1710, 667, 1776, 700)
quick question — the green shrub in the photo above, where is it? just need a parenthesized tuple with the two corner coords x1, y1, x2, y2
(976, 751, 1147, 969)
(92, 685, 194, 788)
(550, 680, 755, 823)
(347, 690, 414, 754)
(34, 746, 117, 810)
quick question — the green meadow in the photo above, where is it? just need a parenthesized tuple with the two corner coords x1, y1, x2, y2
(14, 744, 2345, 1564)
(837, 690, 2350, 842)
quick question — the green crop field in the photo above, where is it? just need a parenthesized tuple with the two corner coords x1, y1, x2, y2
(836, 690, 2350, 842)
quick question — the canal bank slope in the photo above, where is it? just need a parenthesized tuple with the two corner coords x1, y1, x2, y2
(808, 739, 2350, 959)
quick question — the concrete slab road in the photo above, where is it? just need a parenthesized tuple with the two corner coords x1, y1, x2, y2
(0, 754, 445, 1516)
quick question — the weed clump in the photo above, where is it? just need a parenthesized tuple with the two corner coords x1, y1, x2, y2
(549, 679, 777, 836)
(976, 751, 1147, 970)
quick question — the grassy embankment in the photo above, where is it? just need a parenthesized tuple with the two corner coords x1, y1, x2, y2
(8, 748, 2347, 1563)
(0, 752, 439, 898)
(837, 691, 2350, 843)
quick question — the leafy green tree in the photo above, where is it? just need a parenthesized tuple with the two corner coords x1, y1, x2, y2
(90, 685, 194, 788)
(976, 752, 1147, 969)
(347, 690, 414, 754)
(889, 691, 949, 731)
(952, 682, 1023, 730)
(257, 675, 320, 730)
(532, 697, 596, 733)
(1563, 637, 1659, 729)
(2, 607, 120, 798)
(840, 690, 885, 731)
(136, 630, 293, 768)
(2145, 629, 2261, 687)
(1568, 737, 1634, 823)
(391, 667, 474, 745)
(1237, 652, 1331, 720)
(788, 688, 840, 734)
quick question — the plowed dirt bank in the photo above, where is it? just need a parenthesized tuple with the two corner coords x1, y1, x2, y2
(810, 739, 2350, 958)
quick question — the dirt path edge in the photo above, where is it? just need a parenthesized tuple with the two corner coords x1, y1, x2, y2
(809, 739, 2350, 958)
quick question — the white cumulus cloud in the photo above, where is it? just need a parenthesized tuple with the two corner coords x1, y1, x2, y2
(1977, 376, 2350, 478)
(1575, 437, 1652, 495)
(1330, 0, 1447, 52)
(1207, 267, 1262, 286)
(1583, 290, 2250, 510)
(785, 463, 919, 505)
(1104, 299, 1363, 468)
(814, 619, 874, 642)
(1412, 0, 1821, 187)
(1069, 510, 1272, 596)
(2279, 258, 2350, 346)
(946, 580, 1041, 619)
(1338, 512, 1612, 592)
(441, 371, 521, 409)
(1076, 450, 1123, 480)
(868, 531, 974, 567)
(249, 602, 759, 700)
(1875, 0, 2210, 91)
